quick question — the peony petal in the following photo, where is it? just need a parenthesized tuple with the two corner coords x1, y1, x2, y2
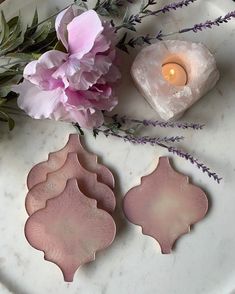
(98, 64, 121, 84)
(15, 80, 65, 120)
(26, 152, 116, 215)
(67, 10, 103, 57)
(24, 51, 67, 90)
(55, 6, 76, 50)
(27, 134, 115, 189)
(37, 50, 68, 69)
(63, 107, 104, 128)
(25, 178, 116, 282)
(66, 51, 115, 91)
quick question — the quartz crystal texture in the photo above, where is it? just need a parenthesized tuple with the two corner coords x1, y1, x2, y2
(131, 40, 220, 121)
(123, 157, 208, 254)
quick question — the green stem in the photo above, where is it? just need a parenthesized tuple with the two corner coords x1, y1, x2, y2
(0, 105, 22, 112)
(30, 2, 75, 30)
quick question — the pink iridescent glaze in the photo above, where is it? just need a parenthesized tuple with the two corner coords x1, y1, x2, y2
(123, 157, 208, 254)
(26, 152, 116, 215)
(25, 178, 116, 282)
(27, 134, 114, 189)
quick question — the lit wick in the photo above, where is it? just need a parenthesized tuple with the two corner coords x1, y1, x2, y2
(162, 63, 187, 86)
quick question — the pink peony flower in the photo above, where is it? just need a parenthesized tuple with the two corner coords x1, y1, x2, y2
(14, 8, 121, 128)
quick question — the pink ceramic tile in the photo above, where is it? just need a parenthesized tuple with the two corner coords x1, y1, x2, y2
(26, 152, 116, 215)
(123, 157, 208, 253)
(27, 134, 114, 189)
(25, 178, 116, 282)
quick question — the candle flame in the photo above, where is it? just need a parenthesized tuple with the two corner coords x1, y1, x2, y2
(169, 69, 175, 77)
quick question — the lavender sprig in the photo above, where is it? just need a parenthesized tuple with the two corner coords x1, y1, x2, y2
(117, 10, 235, 52)
(160, 144, 222, 183)
(94, 127, 184, 144)
(116, 31, 163, 52)
(178, 10, 235, 33)
(94, 127, 222, 183)
(115, 0, 197, 31)
(109, 114, 205, 130)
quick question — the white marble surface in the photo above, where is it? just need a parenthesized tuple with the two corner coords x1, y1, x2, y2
(0, 0, 235, 293)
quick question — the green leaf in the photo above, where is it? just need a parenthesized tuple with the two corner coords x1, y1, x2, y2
(31, 9, 39, 30)
(7, 16, 20, 34)
(0, 110, 15, 131)
(0, 11, 10, 44)
(0, 86, 11, 97)
(6, 52, 36, 61)
(0, 98, 7, 106)
(96, 7, 110, 16)
(74, 0, 88, 10)
(0, 16, 22, 51)
(32, 22, 51, 43)
(54, 40, 67, 52)
(74, 123, 84, 136)
(28, 30, 57, 52)
(0, 33, 24, 55)
(25, 9, 39, 38)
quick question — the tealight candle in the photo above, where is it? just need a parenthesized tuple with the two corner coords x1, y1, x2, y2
(131, 40, 220, 121)
(162, 63, 187, 86)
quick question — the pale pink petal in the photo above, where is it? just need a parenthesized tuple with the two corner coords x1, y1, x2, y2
(123, 157, 208, 254)
(27, 134, 115, 189)
(25, 178, 116, 282)
(67, 10, 103, 57)
(90, 21, 116, 55)
(26, 152, 116, 215)
(17, 9, 121, 129)
(38, 50, 68, 69)
(55, 6, 76, 50)
(98, 64, 121, 84)
(64, 87, 117, 112)
(67, 51, 115, 91)
(24, 51, 67, 90)
(78, 85, 118, 111)
(15, 80, 66, 119)
(62, 107, 104, 128)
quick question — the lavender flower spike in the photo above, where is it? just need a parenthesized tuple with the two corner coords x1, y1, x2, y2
(110, 114, 205, 130)
(160, 144, 222, 184)
(96, 128, 184, 145)
(179, 10, 235, 34)
(94, 127, 222, 184)
(151, 0, 198, 16)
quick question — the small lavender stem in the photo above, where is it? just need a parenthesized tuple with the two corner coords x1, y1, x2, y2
(140, 0, 198, 20)
(96, 127, 184, 144)
(159, 143, 222, 183)
(178, 10, 235, 33)
(95, 127, 221, 183)
(108, 114, 205, 130)
(117, 10, 235, 52)
(115, 0, 198, 31)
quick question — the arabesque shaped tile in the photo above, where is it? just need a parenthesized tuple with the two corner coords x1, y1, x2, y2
(123, 157, 208, 254)
(26, 152, 116, 215)
(25, 178, 116, 282)
(27, 134, 114, 189)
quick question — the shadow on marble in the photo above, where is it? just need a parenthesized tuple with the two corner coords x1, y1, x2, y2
(0, 269, 29, 294)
